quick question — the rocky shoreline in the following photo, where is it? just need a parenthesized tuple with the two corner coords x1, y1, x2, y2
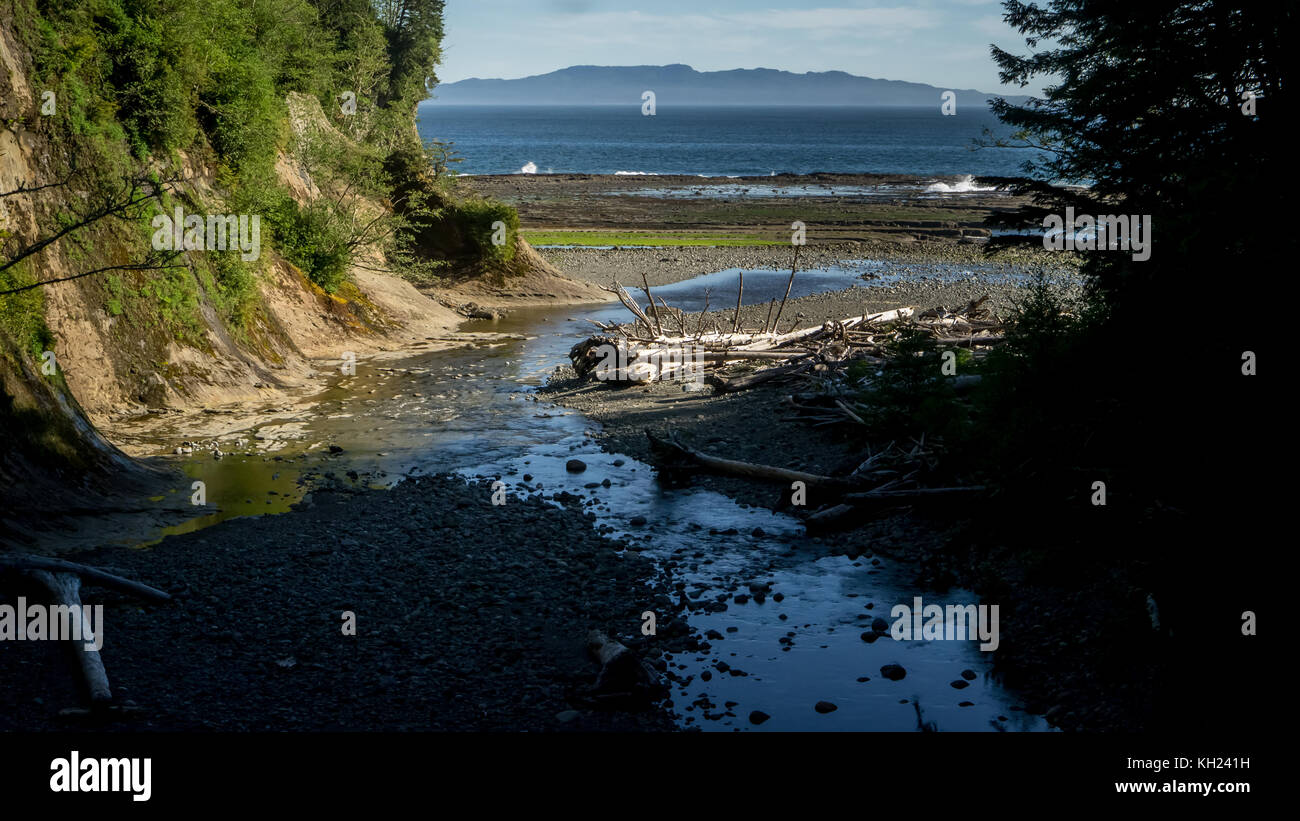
(538, 266, 1147, 732)
(0, 475, 692, 732)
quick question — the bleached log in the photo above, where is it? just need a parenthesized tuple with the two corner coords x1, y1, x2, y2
(26, 570, 112, 705)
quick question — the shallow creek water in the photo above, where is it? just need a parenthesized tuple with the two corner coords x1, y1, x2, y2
(111, 260, 1052, 731)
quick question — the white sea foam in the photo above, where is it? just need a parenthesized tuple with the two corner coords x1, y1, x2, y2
(519, 161, 538, 174)
(925, 174, 997, 193)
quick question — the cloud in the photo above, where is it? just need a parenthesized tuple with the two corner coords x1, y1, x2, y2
(971, 14, 1012, 36)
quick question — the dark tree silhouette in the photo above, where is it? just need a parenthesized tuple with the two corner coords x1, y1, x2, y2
(972, 1, 1287, 731)
(985, 0, 1289, 317)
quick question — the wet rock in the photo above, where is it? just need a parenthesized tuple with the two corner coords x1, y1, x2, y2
(565, 459, 587, 473)
(871, 617, 889, 633)
(880, 664, 907, 681)
(556, 710, 580, 723)
(961, 669, 977, 681)
(814, 701, 838, 714)
(950, 680, 970, 689)
(860, 631, 880, 643)
(748, 710, 771, 725)
(629, 516, 647, 526)
(328, 445, 344, 454)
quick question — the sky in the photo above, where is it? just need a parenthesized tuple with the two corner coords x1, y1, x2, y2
(436, 0, 1043, 95)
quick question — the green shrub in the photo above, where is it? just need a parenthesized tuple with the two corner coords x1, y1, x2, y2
(263, 194, 351, 293)
(203, 254, 261, 328)
(0, 261, 56, 359)
(857, 327, 965, 440)
(453, 199, 518, 264)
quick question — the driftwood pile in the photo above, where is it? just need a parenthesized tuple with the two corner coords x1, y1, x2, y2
(570, 268, 1005, 391)
(569, 261, 1004, 527)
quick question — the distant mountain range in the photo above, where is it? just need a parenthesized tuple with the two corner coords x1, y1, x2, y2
(426, 64, 1028, 107)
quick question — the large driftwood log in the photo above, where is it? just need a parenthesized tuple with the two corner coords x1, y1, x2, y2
(1, 554, 171, 710)
(586, 630, 660, 693)
(647, 429, 856, 490)
(26, 570, 112, 705)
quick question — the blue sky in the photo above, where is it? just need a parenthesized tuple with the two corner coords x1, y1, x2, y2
(437, 0, 1042, 95)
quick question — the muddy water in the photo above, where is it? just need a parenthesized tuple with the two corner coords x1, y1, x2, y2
(118, 260, 1052, 732)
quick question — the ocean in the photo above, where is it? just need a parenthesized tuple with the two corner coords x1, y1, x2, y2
(414, 104, 1042, 178)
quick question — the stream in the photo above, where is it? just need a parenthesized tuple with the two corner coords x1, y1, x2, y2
(110, 259, 1053, 732)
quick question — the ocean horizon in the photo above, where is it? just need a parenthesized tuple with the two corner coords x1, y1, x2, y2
(415, 104, 1045, 178)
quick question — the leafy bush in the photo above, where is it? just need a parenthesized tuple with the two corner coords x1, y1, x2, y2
(206, 254, 260, 328)
(199, 55, 287, 180)
(453, 199, 518, 264)
(856, 327, 966, 441)
(263, 194, 351, 293)
(0, 261, 56, 359)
